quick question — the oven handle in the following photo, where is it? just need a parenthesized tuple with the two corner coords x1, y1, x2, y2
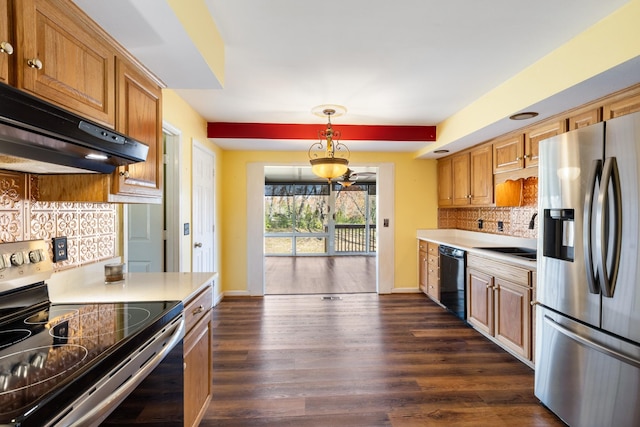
(51, 315, 185, 427)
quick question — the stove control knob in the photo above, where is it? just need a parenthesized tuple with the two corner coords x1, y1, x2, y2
(12, 362, 29, 378)
(29, 249, 45, 263)
(0, 372, 10, 392)
(10, 251, 24, 266)
(30, 352, 47, 369)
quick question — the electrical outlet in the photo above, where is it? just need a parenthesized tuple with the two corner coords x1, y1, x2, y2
(497, 221, 504, 232)
(52, 237, 68, 262)
(477, 219, 483, 229)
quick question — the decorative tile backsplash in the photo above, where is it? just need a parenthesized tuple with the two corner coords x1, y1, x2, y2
(438, 177, 539, 239)
(0, 171, 117, 271)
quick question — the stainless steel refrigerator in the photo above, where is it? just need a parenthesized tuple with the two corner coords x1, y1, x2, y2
(536, 111, 640, 427)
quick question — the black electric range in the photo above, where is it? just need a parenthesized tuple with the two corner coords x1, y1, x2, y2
(0, 240, 184, 426)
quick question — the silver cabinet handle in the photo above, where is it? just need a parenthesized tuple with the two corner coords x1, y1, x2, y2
(119, 170, 130, 178)
(194, 242, 203, 248)
(192, 305, 204, 315)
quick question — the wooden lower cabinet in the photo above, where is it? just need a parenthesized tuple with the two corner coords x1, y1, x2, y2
(493, 277, 531, 359)
(467, 268, 493, 335)
(419, 240, 440, 302)
(418, 240, 428, 294)
(467, 254, 533, 364)
(183, 284, 213, 427)
(426, 242, 439, 301)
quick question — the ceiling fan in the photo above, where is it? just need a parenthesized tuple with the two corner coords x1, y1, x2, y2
(337, 168, 376, 187)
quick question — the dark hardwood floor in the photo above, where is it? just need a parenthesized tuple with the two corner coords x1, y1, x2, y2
(203, 293, 565, 426)
(265, 256, 376, 294)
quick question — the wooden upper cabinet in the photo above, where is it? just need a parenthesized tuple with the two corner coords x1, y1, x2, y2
(568, 107, 602, 130)
(0, 0, 12, 84)
(451, 152, 471, 206)
(603, 88, 640, 119)
(437, 157, 453, 206)
(525, 119, 566, 168)
(13, 0, 115, 127)
(440, 145, 493, 207)
(493, 134, 524, 173)
(111, 57, 162, 201)
(469, 145, 493, 205)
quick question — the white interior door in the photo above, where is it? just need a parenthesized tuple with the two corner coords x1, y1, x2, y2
(127, 203, 163, 272)
(192, 141, 215, 272)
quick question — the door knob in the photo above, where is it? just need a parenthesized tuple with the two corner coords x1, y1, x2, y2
(194, 242, 203, 248)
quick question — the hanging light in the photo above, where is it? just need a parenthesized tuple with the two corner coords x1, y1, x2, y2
(308, 107, 349, 182)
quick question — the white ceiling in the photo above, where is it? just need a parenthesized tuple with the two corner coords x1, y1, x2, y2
(73, 0, 636, 155)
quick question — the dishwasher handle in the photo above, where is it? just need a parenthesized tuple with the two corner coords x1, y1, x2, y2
(439, 245, 466, 259)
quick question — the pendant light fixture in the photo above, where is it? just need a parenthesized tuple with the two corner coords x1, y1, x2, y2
(308, 106, 349, 182)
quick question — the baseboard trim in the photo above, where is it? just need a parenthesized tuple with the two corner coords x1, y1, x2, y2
(391, 287, 422, 294)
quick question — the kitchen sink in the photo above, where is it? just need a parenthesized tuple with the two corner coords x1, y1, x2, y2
(474, 246, 537, 261)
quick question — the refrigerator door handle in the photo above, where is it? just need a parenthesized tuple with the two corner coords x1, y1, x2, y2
(597, 157, 622, 298)
(583, 159, 602, 294)
(543, 314, 640, 368)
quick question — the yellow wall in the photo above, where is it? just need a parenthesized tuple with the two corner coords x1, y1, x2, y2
(162, 89, 224, 275)
(220, 150, 438, 292)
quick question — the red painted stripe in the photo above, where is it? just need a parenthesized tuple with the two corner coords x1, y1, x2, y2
(207, 122, 436, 141)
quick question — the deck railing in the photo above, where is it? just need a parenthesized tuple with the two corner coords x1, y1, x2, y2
(334, 224, 376, 253)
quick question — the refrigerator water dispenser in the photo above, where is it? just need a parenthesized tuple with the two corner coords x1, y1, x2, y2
(543, 209, 575, 261)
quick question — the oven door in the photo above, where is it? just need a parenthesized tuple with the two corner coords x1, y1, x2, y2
(47, 315, 184, 427)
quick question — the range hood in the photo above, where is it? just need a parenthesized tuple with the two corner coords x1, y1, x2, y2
(0, 82, 148, 174)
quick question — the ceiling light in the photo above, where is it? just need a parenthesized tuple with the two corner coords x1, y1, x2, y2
(308, 107, 349, 182)
(509, 111, 539, 120)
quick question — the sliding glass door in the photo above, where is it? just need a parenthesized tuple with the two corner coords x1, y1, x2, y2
(264, 182, 376, 256)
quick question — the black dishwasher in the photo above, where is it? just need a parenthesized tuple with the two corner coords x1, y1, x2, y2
(439, 245, 467, 321)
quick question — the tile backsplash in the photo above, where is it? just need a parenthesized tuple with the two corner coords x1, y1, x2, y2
(438, 177, 538, 239)
(0, 171, 117, 270)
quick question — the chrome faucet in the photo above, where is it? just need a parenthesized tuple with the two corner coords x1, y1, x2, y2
(528, 212, 538, 230)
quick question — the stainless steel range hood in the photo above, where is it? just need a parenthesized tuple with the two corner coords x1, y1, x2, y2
(0, 82, 148, 174)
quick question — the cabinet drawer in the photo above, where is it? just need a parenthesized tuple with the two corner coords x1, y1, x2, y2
(427, 254, 439, 268)
(428, 271, 439, 285)
(184, 284, 213, 335)
(468, 254, 530, 286)
(428, 242, 439, 255)
(418, 240, 428, 251)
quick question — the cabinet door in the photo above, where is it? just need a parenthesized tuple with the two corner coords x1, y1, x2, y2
(493, 134, 524, 173)
(184, 311, 213, 427)
(494, 278, 531, 359)
(467, 268, 493, 334)
(0, 0, 12, 84)
(470, 145, 493, 205)
(426, 253, 440, 301)
(451, 153, 470, 206)
(112, 57, 162, 201)
(437, 157, 453, 207)
(14, 0, 115, 126)
(603, 91, 640, 119)
(525, 119, 566, 168)
(568, 107, 602, 130)
(418, 248, 428, 293)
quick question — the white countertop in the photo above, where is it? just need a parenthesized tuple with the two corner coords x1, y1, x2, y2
(417, 229, 538, 269)
(48, 259, 217, 303)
